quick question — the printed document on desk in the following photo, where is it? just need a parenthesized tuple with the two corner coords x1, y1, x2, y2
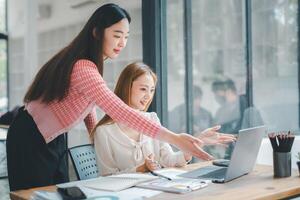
(136, 178, 208, 194)
(133, 168, 209, 194)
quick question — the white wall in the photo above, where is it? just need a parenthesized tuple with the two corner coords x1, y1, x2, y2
(257, 136, 300, 170)
(8, 0, 140, 38)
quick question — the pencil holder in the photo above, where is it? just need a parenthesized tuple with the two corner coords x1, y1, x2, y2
(273, 152, 291, 178)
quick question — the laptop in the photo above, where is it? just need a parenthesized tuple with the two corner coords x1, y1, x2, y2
(179, 126, 266, 183)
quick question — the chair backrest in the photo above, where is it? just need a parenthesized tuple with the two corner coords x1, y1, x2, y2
(68, 144, 98, 180)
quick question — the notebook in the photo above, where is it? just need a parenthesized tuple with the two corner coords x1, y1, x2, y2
(179, 126, 266, 183)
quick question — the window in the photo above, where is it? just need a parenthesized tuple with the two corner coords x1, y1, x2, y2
(0, 0, 5, 32)
(252, 0, 299, 132)
(166, 0, 187, 133)
(0, 0, 7, 114)
(191, 0, 248, 159)
(143, 0, 299, 160)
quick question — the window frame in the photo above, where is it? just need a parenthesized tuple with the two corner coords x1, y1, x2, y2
(0, 0, 8, 111)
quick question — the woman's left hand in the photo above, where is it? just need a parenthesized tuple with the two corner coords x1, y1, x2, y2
(197, 125, 236, 146)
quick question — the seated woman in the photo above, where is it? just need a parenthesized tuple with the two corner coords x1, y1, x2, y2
(92, 62, 192, 176)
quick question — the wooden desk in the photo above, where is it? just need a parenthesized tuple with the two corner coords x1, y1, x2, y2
(10, 162, 300, 200)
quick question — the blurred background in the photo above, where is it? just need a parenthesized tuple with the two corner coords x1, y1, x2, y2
(0, 0, 300, 198)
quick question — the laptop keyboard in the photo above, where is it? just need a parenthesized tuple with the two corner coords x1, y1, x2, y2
(180, 165, 227, 180)
(199, 167, 227, 179)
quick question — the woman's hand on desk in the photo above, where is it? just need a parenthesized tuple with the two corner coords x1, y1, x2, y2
(145, 154, 161, 171)
(136, 154, 161, 173)
(136, 163, 148, 173)
(197, 125, 236, 146)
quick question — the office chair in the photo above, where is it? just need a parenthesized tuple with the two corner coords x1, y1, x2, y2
(68, 144, 99, 180)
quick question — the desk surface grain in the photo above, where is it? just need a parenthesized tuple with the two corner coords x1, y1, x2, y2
(10, 162, 300, 200)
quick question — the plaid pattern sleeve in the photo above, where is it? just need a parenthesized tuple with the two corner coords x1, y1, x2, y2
(75, 60, 162, 138)
(84, 107, 97, 134)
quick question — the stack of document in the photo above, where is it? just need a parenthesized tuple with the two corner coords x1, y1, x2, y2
(83, 173, 158, 192)
(55, 169, 208, 195)
(57, 173, 159, 192)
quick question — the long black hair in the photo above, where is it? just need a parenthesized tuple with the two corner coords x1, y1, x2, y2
(24, 3, 131, 103)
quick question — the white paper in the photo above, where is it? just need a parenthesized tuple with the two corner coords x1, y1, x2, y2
(0, 128, 7, 140)
(30, 191, 62, 200)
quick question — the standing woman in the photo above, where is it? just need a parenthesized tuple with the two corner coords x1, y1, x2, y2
(6, 3, 212, 191)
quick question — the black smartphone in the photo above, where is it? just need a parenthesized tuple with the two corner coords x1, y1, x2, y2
(57, 186, 87, 200)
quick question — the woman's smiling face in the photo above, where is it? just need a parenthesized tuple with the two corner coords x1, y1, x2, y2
(130, 73, 155, 111)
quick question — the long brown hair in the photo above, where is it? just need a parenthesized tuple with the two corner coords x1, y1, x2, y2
(24, 4, 131, 103)
(91, 62, 157, 139)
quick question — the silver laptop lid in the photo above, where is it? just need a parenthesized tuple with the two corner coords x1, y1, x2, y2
(224, 126, 266, 182)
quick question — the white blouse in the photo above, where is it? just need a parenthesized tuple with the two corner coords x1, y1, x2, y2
(94, 112, 188, 176)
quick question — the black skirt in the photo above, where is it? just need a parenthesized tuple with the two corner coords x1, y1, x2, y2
(6, 106, 69, 191)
